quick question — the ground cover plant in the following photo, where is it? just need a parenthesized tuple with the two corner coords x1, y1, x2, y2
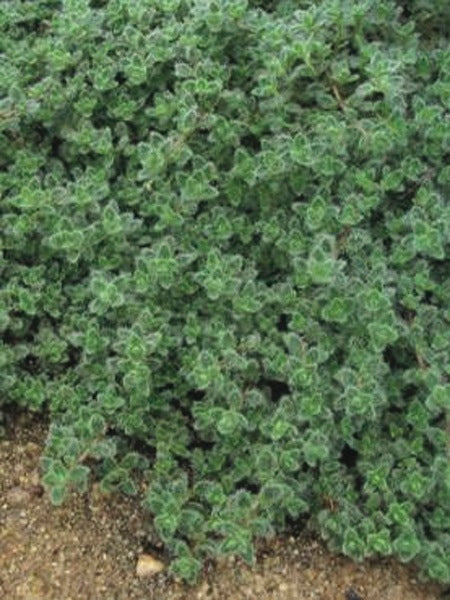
(1, 0, 449, 587)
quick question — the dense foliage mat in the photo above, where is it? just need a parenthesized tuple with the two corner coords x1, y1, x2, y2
(1, 0, 449, 586)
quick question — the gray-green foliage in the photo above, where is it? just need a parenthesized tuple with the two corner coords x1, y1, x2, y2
(1, 0, 449, 586)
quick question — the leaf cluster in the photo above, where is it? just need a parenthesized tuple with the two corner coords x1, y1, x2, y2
(1, 0, 449, 586)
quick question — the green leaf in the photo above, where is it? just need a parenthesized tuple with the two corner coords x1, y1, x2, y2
(392, 529, 421, 562)
(303, 433, 329, 467)
(169, 555, 202, 585)
(387, 502, 414, 526)
(258, 480, 289, 508)
(98, 389, 126, 413)
(255, 447, 278, 477)
(219, 533, 250, 556)
(102, 201, 123, 235)
(68, 465, 90, 493)
(42, 463, 69, 488)
(306, 196, 327, 230)
(125, 331, 147, 361)
(280, 449, 301, 473)
(123, 54, 147, 85)
(307, 236, 338, 284)
(178, 508, 205, 536)
(367, 529, 392, 555)
(50, 486, 67, 506)
(346, 390, 376, 418)
(307, 254, 335, 284)
(285, 495, 310, 519)
(137, 144, 166, 179)
(342, 527, 365, 561)
(269, 418, 291, 441)
(181, 173, 218, 202)
(17, 287, 37, 315)
(118, 477, 138, 496)
(88, 413, 106, 437)
(289, 133, 312, 165)
(248, 517, 275, 537)
(154, 513, 180, 541)
(413, 223, 445, 259)
(299, 394, 323, 419)
(321, 297, 352, 323)
(360, 288, 391, 313)
(406, 400, 429, 431)
(425, 554, 450, 583)
(367, 322, 399, 350)
(426, 385, 450, 411)
(120, 452, 146, 470)
(399, 470, 429, 500)
(194, 481, 227, 506)
(217, 410, 248, 436)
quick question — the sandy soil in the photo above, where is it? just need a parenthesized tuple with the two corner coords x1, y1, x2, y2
(1, 411, 448, 600)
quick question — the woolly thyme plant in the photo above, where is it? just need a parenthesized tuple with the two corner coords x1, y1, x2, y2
(1, 0, 449, 586)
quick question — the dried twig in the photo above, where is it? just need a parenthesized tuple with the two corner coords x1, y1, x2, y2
(331, 83, 367, 138)
(332, 84, 346, 112)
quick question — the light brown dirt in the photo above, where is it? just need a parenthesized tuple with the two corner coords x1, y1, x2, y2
(0, 411, 448, 600)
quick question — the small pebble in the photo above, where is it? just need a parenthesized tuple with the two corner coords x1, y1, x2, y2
(6, 487, 32, 507)
(136, 553, 165, 578)
(345, 587, 363, 600)
(30, 469, 41, 487)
